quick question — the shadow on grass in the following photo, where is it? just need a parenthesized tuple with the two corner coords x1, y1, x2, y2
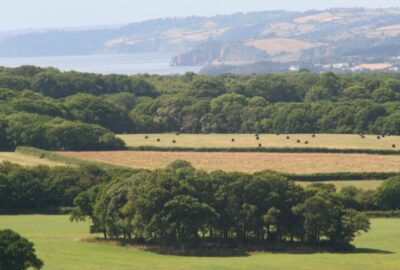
(84, 238, 395, 257)
(352, 248, 394, 254)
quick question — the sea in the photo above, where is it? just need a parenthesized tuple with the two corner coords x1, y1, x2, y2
(0, 53, 202, 75)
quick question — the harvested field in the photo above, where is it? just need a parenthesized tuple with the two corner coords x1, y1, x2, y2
(60, 151, 400, 174)
(294, 12, 339, 23)
(0, 152, 65, 167)
(297, 180, 384, 191)
(118, 134, 400, 151)
(245, 38, 317, 55)
(356, 63, 393, 70)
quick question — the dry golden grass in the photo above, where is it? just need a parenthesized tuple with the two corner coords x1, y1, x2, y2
(118, 134, 400, 150)
(60, 151, 400, 174)
(356, 63, 393, 70)
(294, 12, 338, 24)
(297, 180, 384, 191)
(245, 38, 317, 55)
(0, 152, 65, 167)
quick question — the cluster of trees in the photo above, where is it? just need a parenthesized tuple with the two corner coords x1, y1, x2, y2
(2, 67, 400, 150)
(0, 162, 127, 212)
(71, 161, 387, 248)
(0, 229, 43, 270)
(1, 159, 399, 249)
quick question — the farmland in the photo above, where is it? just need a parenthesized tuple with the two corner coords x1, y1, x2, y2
(0, 215, 399, 270)
(118, 134, 400, 151)
(0, 152, 65, 167)
(60, 151, 400, 174)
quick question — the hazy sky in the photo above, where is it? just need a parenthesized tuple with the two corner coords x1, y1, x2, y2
(1, 0, 399, 31)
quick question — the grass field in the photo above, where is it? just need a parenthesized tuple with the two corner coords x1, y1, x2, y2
(118, 134, 400, 151)
(60, 151, 400, 174)
(0, 215, 398, 270)
(0, 152, 65, 167)
(297, 180, 384, 190)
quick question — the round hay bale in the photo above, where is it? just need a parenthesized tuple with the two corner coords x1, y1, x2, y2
(157, 138, 161, 142)
(258, 143, 262, 147)
(145, 136, 149, 139)
(361, 135, 365, 139)
(312, 134, 316, 138)
(305, 141, 309, 145)
(231, 138, 235, 142)
(172, 140, 176, 144)
(377, 136, 381, 139)
(286, 136, 290, 140)
(256, 136, 260, 140)
(393, 144, 396, 148)
(297, 139, 301, 143)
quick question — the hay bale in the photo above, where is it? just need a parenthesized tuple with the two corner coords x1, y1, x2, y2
(393, 144, 396, 148)
(305, 141, 309, 145)
(172, 140, 176, 144)
(286, 136, 290, 140)
(157, 138, 161, 142)
(258, 143, 262, 147)
(312, 134, 316, 138)
(231, 138, 235, 142)
(382, 134, 386, 138)
(145, 136, 149, 139)
(377, 136, 381, 139)
(256, 136, 260, 140)
(176, 132, 180, 136)
(276, 133, 280, 136)
(297, 139, 301, 143)
(361, 135, 365, 139)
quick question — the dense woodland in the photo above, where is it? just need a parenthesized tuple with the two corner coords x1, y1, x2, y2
(2, 66, 400, 150)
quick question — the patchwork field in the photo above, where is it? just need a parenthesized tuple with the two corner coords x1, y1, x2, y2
(297, 180, 384, 191)
(0, 152, 65, 167)
(245, 38, 318, 55)
(118, 134, 400, 150)
(0, 215, 398, 270)
(60, 151, 400, 174)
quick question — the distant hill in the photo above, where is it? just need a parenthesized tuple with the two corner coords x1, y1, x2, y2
(1, 8, 400, 73)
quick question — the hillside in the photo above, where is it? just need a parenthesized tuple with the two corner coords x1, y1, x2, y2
(1, 7, 400, 72)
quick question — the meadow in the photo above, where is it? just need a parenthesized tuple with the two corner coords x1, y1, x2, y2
(0, 215, 398, 270)
(61, 151, 400, 174)
(118, 134, 400, 150)
(0, 152, 65, 167)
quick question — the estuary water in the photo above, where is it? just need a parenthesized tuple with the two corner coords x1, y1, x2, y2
(0, 53, 202, 75)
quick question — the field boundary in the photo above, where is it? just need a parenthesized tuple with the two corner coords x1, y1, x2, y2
(15, 147, 399, 181)
(16, 147, 141, 172)
(127, 145, 400, 155)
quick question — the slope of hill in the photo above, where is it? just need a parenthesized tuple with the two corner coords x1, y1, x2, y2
(1, 8, 400, 72)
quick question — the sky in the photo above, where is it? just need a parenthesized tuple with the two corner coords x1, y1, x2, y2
(1, 0, 399, 31)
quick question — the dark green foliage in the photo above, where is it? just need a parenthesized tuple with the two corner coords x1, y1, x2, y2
(376, 177, 400, 210)
(72, 161, 371, 248)
(2, 67, 400, 150)
(0, 229, 43, 270)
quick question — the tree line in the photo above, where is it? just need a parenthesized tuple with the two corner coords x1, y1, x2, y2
(70, 161, 400, 249)
(2, 66, 400, 150)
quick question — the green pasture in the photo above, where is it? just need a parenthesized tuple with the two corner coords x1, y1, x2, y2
(0, 215, 398, 270)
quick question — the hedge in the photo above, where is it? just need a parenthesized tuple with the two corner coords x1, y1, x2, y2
(128, 145, 400, 155)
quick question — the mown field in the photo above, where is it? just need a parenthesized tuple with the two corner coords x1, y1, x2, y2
(0, 152, 65, 167)
(61, 151, 400, 174)
(0, 215, 399, 270)
(118, 134, 400, 150)
(297, 180, 384, 190)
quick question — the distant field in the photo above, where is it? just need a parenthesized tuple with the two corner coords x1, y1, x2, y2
(245, 38, 317, 55)
(0, 152, 65, 167)
(60, 151, 400, 174)
(118, 134, 400, 150)
(297, 180, 384, 191)
(0, 215, 398, 270)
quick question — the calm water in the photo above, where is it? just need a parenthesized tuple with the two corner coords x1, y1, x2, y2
(0, 53, 202, 75)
